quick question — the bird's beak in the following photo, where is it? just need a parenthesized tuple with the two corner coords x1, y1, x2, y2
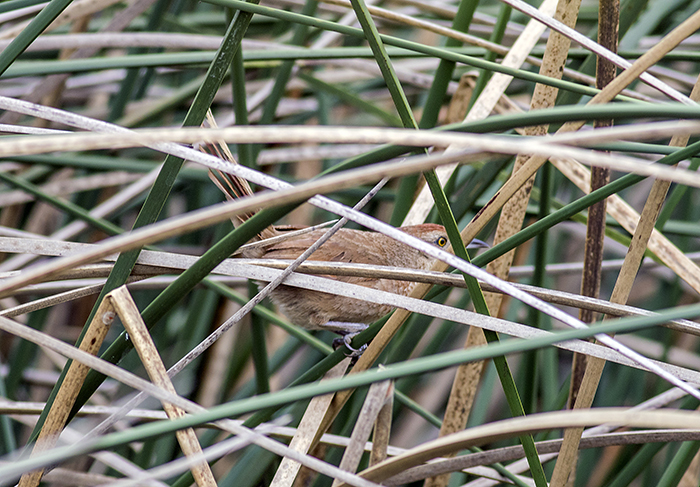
(466, 238, 490, 250)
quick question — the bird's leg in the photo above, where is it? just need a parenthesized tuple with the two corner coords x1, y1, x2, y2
(325, 322, 368, 357)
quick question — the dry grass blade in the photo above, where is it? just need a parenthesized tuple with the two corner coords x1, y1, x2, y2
(110, 287, 217, 487)
(271, 360, 351, 487)
(502, 0, 693, 103)
(341, 409, 700, 486)
(16, 297, 116, 487)
(331, 379, 393, 487)
(369, 385, 393, 467)
(3, 0, 700, 483)
(387, 429, 700, 485)
(553, 1, 619, 483)
(0, 172, 142, 207)
(0, 0, 123, 39)
(0, 32, 225, 51)
(0, 309, 382, 487)
(404, 0, 559, 227)
(551, 72, 700, 487)
(5, 236, 700, 335)
(430, 5, 583, 485)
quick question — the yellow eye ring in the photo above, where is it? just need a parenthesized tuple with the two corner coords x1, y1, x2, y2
(436, 236, 447, 247)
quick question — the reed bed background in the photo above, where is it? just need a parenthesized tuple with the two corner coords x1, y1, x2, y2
(1, 0, 700, 486)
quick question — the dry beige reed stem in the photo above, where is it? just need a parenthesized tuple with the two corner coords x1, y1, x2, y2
(110, 286, 217, 487)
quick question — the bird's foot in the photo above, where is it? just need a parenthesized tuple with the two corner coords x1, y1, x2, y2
(332, 332, 367, 358)
(325, 322, 367, 358)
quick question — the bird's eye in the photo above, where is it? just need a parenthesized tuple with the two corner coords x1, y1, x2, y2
(436, 236, 447, 247)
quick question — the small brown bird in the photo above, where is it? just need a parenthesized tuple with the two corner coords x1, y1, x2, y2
(241, 223, 455, 351)
(206, 141, 485, 352)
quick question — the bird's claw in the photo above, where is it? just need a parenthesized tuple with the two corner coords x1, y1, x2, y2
(332, 333, 367, 358)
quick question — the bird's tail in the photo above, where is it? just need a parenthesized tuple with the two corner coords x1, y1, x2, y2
(202, 110, 278, 242)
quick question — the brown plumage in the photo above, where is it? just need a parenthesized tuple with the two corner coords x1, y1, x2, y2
(202, 121, 474, 350)
(209, 164, 454, 349)
(242, 223, 451, 330)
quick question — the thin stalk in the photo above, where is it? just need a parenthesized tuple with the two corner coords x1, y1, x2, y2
(0, 0, 75, 75)
(252, 0, 317, 162)
(248, 281, 271, 395)
(27, 2, 261, 442)
(203, 0, 626, 101)
(0, 171, 125, 237)
(390, 0, 479, 225)
(0, 0, 46, 14)
(231, 43, 254, 168)
(298, 71, 403, 127)
(473, 139, 700, 269)
(425, 170, 548, 487)
(469, 3, 512, 106)
(568, 0, 619, 412)
(5, 305, 700, 479)
(520, 161, 552, 414)
(0, 361, 16, 454)
(656, 439, 700, 487)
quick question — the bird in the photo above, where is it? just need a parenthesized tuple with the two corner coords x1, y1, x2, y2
(203, 130, 486, 353)
(239, 223, 459, 352)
